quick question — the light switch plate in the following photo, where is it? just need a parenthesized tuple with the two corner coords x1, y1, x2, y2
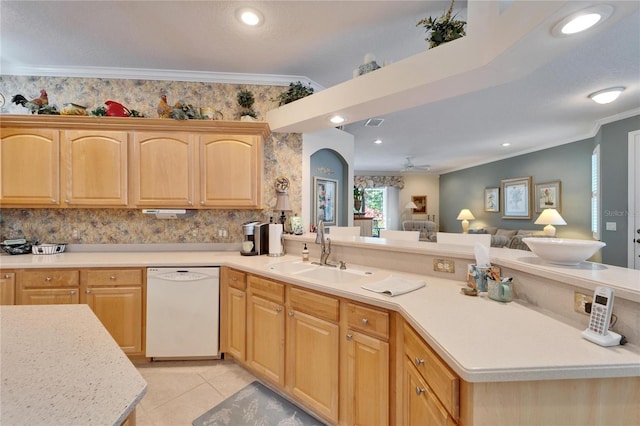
(605, 222, 617, 231)
(434, 259, 455, 273)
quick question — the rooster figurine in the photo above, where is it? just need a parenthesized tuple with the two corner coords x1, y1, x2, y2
(157, 95, 173, 118)
(11, 89, 49, 114)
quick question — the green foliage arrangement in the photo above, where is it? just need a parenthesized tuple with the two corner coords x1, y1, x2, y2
(275, 81, 314, 106)
(237, 89, 258, 119)
(416, 0, 466, 48)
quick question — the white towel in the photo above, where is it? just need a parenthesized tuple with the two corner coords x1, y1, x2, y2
(361, 275, 426, 296)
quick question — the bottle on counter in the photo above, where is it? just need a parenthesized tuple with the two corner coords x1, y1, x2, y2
(302, 243, 309, 262)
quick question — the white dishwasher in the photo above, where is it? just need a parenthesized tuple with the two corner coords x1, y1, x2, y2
(146, 267, 220, 359)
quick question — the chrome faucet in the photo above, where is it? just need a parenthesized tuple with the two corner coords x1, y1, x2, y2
(315, 220, 334, 266)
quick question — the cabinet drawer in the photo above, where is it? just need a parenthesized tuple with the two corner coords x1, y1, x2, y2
(346, 302, 389, 339)
(289, 286, 339, 322)
(85, 269, 143, 286)
(404, 322, 459, 419)
(227, 269, 247, 291)
(248, 275, 284, 304)
(21, 270, 80, 288)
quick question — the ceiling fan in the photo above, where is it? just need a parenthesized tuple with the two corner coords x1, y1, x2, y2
(401, 157, 431, 172)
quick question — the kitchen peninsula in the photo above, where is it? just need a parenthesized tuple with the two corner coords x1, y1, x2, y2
(0, 304, 147, 425)
(0, 237, 638, 425)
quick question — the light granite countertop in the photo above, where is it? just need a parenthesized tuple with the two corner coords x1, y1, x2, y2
(0, 304, 147, 425)
(1, 238, 639, 384)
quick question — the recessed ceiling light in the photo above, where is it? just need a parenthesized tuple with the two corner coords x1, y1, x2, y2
(373, 139, 382, 145)
(501, 142, 511, 147)
(589, 87, 625, 104)
(329, 115, 346, 124)
(236, 8, 263, 26)
(551, 5, 612, 37)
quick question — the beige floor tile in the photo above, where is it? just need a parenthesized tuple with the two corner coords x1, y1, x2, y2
(203, 363, 259, 398)
(137, 368, 207, 411)
(144, 382, 224, 426)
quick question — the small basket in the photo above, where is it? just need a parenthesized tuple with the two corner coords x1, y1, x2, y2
(32, 243, 66, 255)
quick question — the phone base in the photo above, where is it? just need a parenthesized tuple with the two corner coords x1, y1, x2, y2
(582, 329, 622, 347)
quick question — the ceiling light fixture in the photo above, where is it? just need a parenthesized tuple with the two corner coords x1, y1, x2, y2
(589, 87, 625, 104)
(236, 8, 263, 26)
(373, 139, 382, 145)
(501, 142, 511, 147)
(329, 115, 346, 124)
(551, 5, 612, 37)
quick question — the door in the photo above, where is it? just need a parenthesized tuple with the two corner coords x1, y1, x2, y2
(85, 286, 143, 354)
(247, 294, 285, 386)
(61, 130, 128, 206)
(0, 128, 60, 205)
(629, 130, 640, 269)
(287, 309, 339, 423)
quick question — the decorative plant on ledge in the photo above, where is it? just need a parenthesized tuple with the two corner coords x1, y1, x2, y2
(416, 0, 466, 49)
(275, 81, 314, 106)
(237, 89, 258, 120)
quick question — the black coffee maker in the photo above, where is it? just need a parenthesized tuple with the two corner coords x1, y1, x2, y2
(241, 221, 269, 255)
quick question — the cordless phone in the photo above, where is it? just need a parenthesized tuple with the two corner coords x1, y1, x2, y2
(581, 286, 621, 347)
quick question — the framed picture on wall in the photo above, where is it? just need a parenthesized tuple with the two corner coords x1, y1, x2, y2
(313, 177, 338, 226)
(484, 187, 500, 212)
(411, 195, 427, 213)
(501, 176, 532, 219)
(534, 181, 561, 213)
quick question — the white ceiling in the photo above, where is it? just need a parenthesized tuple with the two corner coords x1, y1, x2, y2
(1, 1, 639, 175)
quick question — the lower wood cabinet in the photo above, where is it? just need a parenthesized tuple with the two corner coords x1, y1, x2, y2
(1, 271, 16, 305)
(220, 268, 247, 360)
(10, 267, 145, 356)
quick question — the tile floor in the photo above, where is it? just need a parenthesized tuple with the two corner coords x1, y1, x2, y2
(134, 358, 259, 426)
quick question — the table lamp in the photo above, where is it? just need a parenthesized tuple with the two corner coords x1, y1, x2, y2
(456, 209, 475, 233)
(274, 177, 292, 227)
(534, 208, 566, 236)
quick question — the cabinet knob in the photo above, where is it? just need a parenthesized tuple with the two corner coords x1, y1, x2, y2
(70, 290, 76, 295)
(4, 274, 11, 279)
(45, 276, 52, 282)
(414, 358, 425, 367)
(188, 201, 193, 205)
(200, 201, 205, 205)
(276, 307, 283, 313)
(231, 277, 237, 281)
(109, 275, 117, 281)
(64, 199, 70, 204)
(51, 199, 57, 204)
(415, 386, 426, 395)
(85, 289, 91, 294)
(288, 311, 294, 317)
(361, 318, 369, 325)
(346, 333, 353, 340)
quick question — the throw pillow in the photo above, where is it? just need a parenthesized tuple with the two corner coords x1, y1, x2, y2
(496, 229, 517, 239)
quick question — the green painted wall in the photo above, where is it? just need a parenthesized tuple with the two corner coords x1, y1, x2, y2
(440, 115, 640, 267)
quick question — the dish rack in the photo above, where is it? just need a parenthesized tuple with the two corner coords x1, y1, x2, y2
(32, 243, 67, 255)
(1, 240, 36, 255)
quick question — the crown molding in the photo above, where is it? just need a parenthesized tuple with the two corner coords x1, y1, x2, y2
(1, 64, 325, 91)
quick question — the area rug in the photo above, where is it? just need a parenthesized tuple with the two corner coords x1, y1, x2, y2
(193, 381, 326, 426)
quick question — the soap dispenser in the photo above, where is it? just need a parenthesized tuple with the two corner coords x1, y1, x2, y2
(302, 243, 309, 262)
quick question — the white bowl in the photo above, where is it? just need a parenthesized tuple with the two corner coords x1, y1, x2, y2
(522, 237, 605, 265)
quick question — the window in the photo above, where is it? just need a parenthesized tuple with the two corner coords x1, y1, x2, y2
(591, 145, 601, 240)
(364, 187, 388, 237)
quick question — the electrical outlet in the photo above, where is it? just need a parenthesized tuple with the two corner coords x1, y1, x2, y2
(574, 291, 593, 315)
(433, 259, 455, 273)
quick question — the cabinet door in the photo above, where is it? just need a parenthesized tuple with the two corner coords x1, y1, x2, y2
(247, 294, 285, 387)
(287, 309, 339, 423)
(346, 330, 389, 426)
(0, 272, 16, 305)
(404, 360, 456, 426)
(19, 288, 80, 305)
(61, 130, 128, 206)
(85, 286, 143, 354)
(199, 134, 261, 208)
(132, 131, 196, 207)
(226, 287, 247, 360)
(0, 128, 60, 205)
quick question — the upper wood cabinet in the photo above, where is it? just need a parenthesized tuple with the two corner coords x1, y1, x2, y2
(1, 127, 60, 206)
(132, 131, 196, 207)
(61, 130, 129, 206)
(0, 116, 270, 209)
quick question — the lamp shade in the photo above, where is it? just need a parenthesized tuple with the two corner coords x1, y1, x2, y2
(456, 209, 475, 221)
(405, 201, 418, 209)
(274, 193, 291, 211)
(534, 209, 566, 225)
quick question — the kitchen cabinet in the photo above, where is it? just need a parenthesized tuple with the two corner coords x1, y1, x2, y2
(0, 271, 16, 305)
(17, 269, 80, 305)
(247, 275, 286, 387)
(81, 268, 144, 355)
(199, 134, 262, 208)
(403, 321, 459, 424)
(343, 302, 390, 426)
(0, 127, 60, 206)
(286, 287, 340, 423)
(220, 268, 247, 360)
(61, 130, 129, 206)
